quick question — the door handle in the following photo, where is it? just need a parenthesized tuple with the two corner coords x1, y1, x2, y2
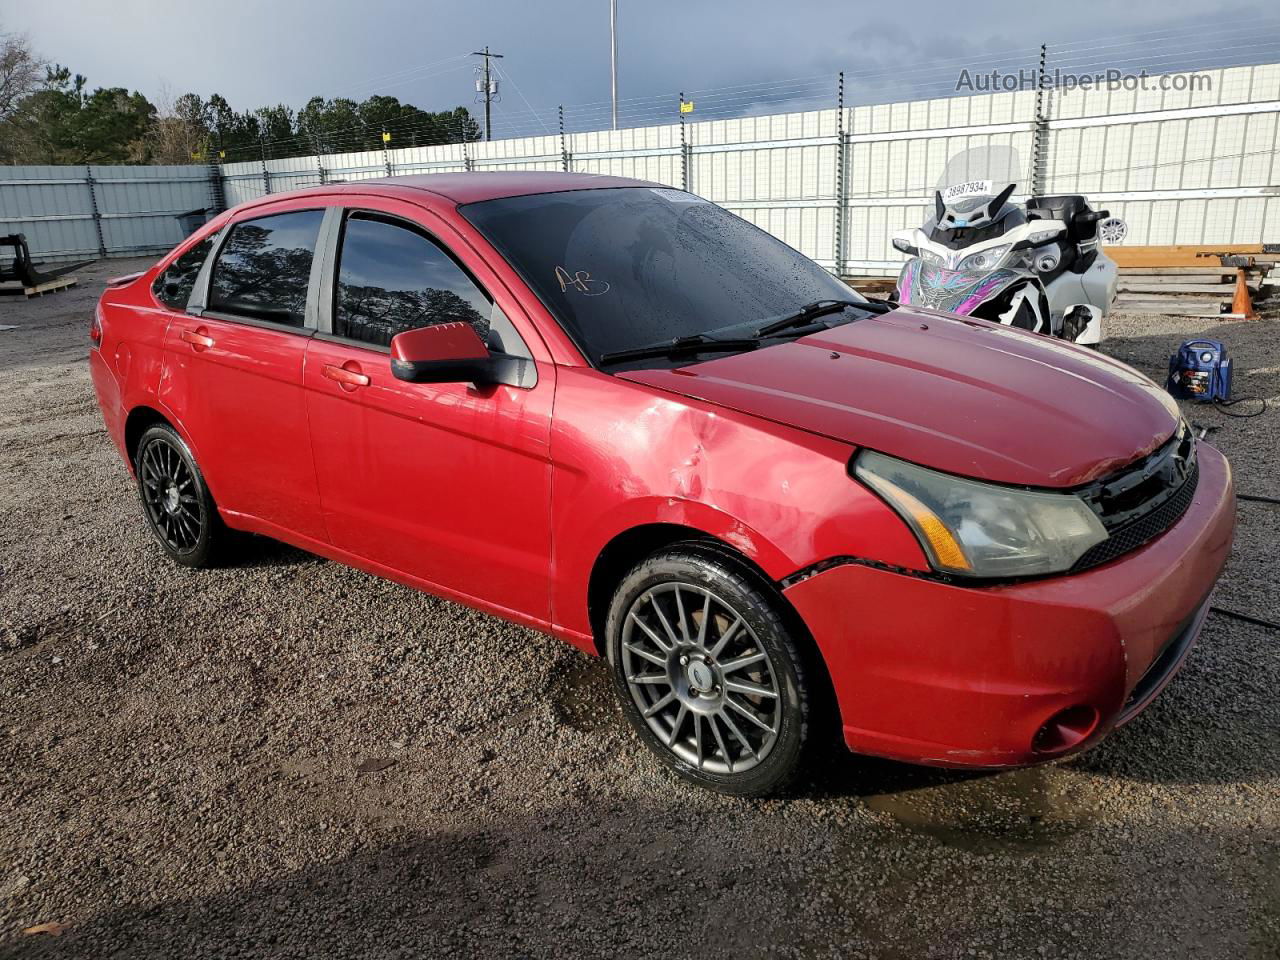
(180, 328, 214, 349)
(322, 364, 370, 388)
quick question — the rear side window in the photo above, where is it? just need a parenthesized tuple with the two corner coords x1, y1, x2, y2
(334, 214, 497, 348)
(208, 210, 324, 327)
(153, 236, 214, 310)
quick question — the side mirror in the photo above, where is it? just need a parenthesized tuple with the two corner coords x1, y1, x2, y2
(891, 231, 918, 257)
(390, 322, 494, 384)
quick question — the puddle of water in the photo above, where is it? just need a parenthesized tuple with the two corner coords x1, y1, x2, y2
(863, 766, 1098, 852)
(549, 656, 614, 732)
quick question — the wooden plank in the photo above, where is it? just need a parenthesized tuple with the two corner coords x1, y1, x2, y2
(1118, 283, 1250, 294)
(1115, 293, 1226, 305)
(1109, 244, 1265, 268)
(1114, 302, 1229, 317)
(1118, 276, 1234, 285)
(1117, 267, 1236, 277)
(842, 276, 897, 293)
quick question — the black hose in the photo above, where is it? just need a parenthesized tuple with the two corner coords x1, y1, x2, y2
(1210, 606, 1280, 632)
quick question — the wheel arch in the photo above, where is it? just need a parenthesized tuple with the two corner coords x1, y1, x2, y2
(123, 405, 174, 468)
(122, 404, 208, 487)
(587, 522, 843, 742)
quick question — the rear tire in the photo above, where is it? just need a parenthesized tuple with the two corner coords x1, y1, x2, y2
(135, 424, 228, 568)
(605, 545, 816, 796)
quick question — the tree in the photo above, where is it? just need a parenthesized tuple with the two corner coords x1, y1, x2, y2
(0, 32, 482, 165)
(0, 27, 42, 124)
(1, 64, 154, 163)
(143, 89, 207, 164)
(203, 93, 261, 158)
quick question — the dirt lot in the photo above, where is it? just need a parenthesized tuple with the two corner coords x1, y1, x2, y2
(1, 258, 1278, 959)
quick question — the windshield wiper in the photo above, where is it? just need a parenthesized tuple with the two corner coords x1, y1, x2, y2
(753, 298, 895, 338)
(598, 334, 761, 366)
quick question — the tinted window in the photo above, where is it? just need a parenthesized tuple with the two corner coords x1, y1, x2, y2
(208, 210, 324, 327)
(153, 236, 214, 310)
(335, 214, 516, 351)
(461, 187, 856, 364)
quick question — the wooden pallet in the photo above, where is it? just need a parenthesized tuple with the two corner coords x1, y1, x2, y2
(0, 275, 77, 298)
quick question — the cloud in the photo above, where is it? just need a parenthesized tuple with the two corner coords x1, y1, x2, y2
(6, 0, 1279, 134)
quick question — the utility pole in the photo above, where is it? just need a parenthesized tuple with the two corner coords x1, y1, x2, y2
(471, 46, 503, 141)
(610, 0, 618, 130)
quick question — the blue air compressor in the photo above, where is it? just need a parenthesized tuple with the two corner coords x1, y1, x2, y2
(1167, 339, 1232, 403)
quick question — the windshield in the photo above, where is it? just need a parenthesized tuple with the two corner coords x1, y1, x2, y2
(936, 144, 1026, 195)
(922, 145, 1030, 242)
(460, 187, 858, 364)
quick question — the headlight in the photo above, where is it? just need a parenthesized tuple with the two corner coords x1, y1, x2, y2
(854, 450, 1107, 578)
(955, 243, 1013, 271)
(919, 248, 947, 267)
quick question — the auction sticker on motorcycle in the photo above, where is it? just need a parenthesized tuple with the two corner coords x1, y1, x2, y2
(941, 180, 993, 201)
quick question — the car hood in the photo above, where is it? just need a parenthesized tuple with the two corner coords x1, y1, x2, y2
(617, 307, 1181, 487)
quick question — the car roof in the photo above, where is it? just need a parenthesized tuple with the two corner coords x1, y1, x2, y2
(241, 171, 662, 210)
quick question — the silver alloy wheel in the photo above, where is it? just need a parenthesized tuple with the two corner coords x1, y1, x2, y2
(620, 582, 781, 774)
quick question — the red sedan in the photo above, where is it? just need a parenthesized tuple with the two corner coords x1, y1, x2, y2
(89, 173, 1234, 795)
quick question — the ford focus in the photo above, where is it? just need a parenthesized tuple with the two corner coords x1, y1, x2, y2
(89, 173, 1234, 795)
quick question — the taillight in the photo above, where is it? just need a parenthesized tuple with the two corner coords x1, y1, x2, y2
(89, 306, 103, 347)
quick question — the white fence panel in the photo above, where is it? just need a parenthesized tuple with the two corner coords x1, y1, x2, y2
(3, 63, 1276, 272)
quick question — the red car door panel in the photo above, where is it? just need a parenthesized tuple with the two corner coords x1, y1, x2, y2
(163, 317, 327, 542)
(304, 339, 554, 620)
(160, 203, 329, 542)
(303, 204, 555, 622)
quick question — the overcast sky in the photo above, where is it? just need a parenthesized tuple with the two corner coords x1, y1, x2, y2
(5, 0, 1279, 132)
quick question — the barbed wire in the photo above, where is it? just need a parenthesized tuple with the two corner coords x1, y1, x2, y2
(210, 20, 1280, 164)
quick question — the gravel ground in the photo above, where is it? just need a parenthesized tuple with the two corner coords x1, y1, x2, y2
(1, 259, 1277, 959)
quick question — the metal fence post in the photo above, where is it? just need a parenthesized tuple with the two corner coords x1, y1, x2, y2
(834, 72, 847, 278)
(312, 133, 327, 185)
(382, 131, 393, 178)
(207, 160, 227, 215)
(259, 138, 272, 195)
(679, 93, 689, 191)
(1032, 43, 1050, 197)
(84, 165, 107, 259)
(559, 105, 571, 172)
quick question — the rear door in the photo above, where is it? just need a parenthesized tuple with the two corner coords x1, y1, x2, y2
(163, 204, 331, 543)
(303, 201, 555, 622)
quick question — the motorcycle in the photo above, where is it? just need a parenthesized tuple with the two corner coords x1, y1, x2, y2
(890, 147, 1121, 345)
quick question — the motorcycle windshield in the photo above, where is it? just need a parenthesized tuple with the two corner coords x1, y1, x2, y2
(935, 145, 1026, 195)
(929, 145, 1030, 234)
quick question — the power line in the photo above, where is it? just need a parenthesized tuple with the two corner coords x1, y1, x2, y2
(493, 63, 553, 137)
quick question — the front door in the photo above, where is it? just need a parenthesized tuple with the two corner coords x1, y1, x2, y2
(304, 206, 554, 623)
(163, 205, 329, 543)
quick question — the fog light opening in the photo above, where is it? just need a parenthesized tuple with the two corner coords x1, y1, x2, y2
(1032, 705, 1100, 756)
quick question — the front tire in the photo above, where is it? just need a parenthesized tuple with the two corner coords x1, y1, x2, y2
(605, 546, 815, 796)
(135, 424, 227, 568)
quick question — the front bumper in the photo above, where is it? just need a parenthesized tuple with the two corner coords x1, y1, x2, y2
(783, 442, 1235, 768)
